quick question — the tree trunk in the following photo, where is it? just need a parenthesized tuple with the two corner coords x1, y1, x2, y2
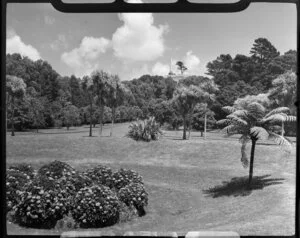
(11, 97, 15, 136)
(281, 121, 284, 137)
(204, 113, 207, 140)
(89, 100, 92, 137)
(183, 115, 187, 140)
(36, 127, 38, 133)
(99, 104, 104, 136)
(248, 139, 257, 188)
(110, 107, 115, 137)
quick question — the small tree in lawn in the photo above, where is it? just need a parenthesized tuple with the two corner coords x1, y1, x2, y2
(62, 103, 80, 130)
(172, 85, 212, 140)
(82, 76, 94, 136)
(26, 87, 46, 133)
(6, 75, 26, 136)
(107, 75, 128, 136)
(217, 102, 296, 188)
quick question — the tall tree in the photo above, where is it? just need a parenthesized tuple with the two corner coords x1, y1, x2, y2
(172, 85, 212, 140)
(217, 102, 295, 187)
(62, 103, 80, 130)
(107, 75, 128, 136)
(176, 61, 188, 75)
(82, 76, 95, 137)
(250, 38, 280, 66)
(92, 70, 110, 136)
(6, 75, 26, 136)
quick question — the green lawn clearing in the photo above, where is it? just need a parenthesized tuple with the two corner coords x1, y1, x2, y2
(6, 123, 296, 236)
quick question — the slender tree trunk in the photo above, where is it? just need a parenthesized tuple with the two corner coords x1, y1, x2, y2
(36, 127, 38, 133)
(281, 121, 284, 137)
(188, 114, 192, 139)
(248, 139, 257, 188)
(204, 113, 207, 140)
(99, 104, 104, 136)
(110, 107, 115, 137)
(89, 100, 92, 137)
(11, 97, 15, 136)
(183, 115, 187, 140)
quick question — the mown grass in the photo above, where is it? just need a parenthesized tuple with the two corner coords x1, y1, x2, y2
(6, 123, 296, 236)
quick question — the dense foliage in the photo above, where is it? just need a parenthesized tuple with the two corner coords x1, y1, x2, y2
(6, 161, 148, 229)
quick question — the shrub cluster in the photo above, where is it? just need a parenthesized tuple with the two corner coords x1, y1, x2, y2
(118, 183, 148, 216)
(112, 168, 143, 190)
(6, 160, 148, 229)
(71, 185, 120, 228)
(83, 165, 113, 188)
(127, 117, 162, 142)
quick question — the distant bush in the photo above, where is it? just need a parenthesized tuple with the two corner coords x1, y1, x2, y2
(118, 182, 148, 216)
(71, 185, 120, 228)
(112, 168, 143, 190)
(127, 117, 162, 142)
(84, 165, 114, 188)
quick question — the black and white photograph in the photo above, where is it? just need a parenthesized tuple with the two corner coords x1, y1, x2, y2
(4, 0, 297, 236)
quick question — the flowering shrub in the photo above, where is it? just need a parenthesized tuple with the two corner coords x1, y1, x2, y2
(118, 183, 148, 216)
(71, 185, 120, 228)
(127, 117, 162, 142)
(9, 164, 35, 179)
(112, 168, 143, 190)
(84, 165, 114, 188)
(13, 185, 69, 229)
(38, 160, 75, 179)
(6, 168, 31, 212)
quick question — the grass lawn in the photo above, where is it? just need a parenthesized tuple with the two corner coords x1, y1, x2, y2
(6, 123, 296, 236)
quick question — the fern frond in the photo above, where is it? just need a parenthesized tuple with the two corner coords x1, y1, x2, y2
(268, 132, 293, 152)
(265, 107, 290, 118)
(250, 126, 269, 140)
(221, 125, 240, 135)
(216, 119, 231, 125)
(247, 102, 265, 119)
(222, 106, 237, 114)
(227, 115, 248, 126)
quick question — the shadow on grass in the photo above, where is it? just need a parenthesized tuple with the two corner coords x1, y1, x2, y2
(203, 174, 285, 198)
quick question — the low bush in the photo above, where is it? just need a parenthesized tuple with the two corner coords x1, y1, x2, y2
(119, 201, 138, 223)
(127, 117, 162, 142)
(6, 168, 32, 212)
(71, 185, 120, 228)
(118, 183, 148, 216)
(38, 160, 75, 179)
(84, 165, 114, 188)
(112, 168, 143, 190)
(13, 185, 69, 229)
(9, 164, 35, 179)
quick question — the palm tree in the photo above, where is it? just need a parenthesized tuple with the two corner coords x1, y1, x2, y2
(6, 75, 26, 136)
(217, 102, 295, 187)
(176, 61, 187, 75)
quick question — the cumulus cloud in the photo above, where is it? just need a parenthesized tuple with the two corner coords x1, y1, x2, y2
(152, 62, 170, 76)
(183, 51, 201, 74)
(6, 29, 41, 61)
(111, 10, 168, 61)
(50, 34, 68, 51)
(61, 36, 111, 77)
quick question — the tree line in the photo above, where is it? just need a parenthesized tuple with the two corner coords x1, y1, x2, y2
(6, 37, 297, 137)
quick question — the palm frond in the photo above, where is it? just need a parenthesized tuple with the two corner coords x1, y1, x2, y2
(241, 140, 249, 168)
(222, 106, 237, 114)
(226, 115, 248, 126)
(263, 113, 296, 123)
(250, 126, 269, 140)
(216, 119, 231, 125)
(284, 115, 296, 122)
(246, 102, 265, 119)
(221, 125, 240, 135)
(265, 107, 290, 118)
(268, 132, 293, 152)
(232, 110, 249, 119)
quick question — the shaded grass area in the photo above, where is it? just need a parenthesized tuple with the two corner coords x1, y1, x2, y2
(6, 123, 296, 236)
(203, 175, 285, 198)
